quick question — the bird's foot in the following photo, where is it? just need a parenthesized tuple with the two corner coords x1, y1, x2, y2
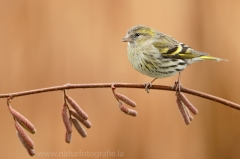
(144, 82, 152, 93)
(173, 80, 182, 94)
(144, 78, 157, 93)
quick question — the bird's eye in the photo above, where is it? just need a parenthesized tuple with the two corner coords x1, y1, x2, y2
(134, 33, 140, 37)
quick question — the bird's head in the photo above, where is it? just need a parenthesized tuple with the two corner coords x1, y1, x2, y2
(122, 25, 156, 45)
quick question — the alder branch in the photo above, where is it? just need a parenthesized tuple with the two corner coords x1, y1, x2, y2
(1, 83, 239, 111)
(5, 82, 240, 156)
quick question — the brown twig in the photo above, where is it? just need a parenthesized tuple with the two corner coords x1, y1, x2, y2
(0, 83, 239, 111)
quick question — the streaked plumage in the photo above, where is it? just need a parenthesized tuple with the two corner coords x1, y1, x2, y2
(122, 25, 226, 79)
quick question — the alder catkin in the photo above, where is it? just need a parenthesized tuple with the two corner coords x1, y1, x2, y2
(15, 122, 34, 149)
(176, 98, 190, 125)
(69, 109, 92, 128)
(178, 92, 198, 115)
(62, 103, 72, 133)
(119, 104, 138, 117)
(72, 118, 87, 138)
(9, 106, 36, 134)
(65, 95, 88, 120)
(115, 93, 137, 107)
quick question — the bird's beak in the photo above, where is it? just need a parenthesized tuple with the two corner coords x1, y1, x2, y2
(122, 35, 132, 42)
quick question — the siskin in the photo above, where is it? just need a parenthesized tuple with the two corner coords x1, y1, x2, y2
(122, 25, 227, 92)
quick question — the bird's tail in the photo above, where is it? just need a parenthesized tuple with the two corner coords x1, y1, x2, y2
(192, 55, 228, 62)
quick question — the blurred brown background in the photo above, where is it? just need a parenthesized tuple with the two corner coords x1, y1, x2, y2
(0, 0, 240, 159)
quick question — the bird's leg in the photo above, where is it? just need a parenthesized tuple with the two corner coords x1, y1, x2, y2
(173, 72, 182, 94)
(144, 78, 157, 93)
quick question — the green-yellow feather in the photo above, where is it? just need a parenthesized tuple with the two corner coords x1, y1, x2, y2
(127, 25, 227, 62)
(123, 25, 227, 80)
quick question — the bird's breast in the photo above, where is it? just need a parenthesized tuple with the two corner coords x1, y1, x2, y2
(127, 44, 189, 78)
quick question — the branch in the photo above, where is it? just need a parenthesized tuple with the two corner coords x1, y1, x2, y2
(6, 82, 239, 156)
(1, 83, 240, 111)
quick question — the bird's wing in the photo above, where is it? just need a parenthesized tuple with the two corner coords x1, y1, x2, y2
(153, 35, 208, 59)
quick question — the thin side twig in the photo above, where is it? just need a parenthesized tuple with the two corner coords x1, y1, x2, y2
(0, 83, 238, 111)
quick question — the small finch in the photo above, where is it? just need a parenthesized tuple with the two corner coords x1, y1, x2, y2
(122, 25, 227, 92)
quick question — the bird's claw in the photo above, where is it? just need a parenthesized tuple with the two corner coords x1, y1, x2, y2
(172, 80, 178, 90)
(144, 82, 152, 93)
(173, 80, 181, 94)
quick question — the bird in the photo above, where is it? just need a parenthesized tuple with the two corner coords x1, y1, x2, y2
(122, 25, 227, 93)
